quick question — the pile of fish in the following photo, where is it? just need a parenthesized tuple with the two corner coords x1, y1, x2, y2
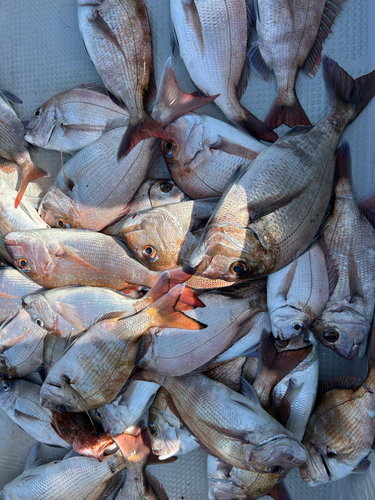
(0, 0, 375, 499)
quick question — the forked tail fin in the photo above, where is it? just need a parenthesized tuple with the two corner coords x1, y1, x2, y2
(264, 91, 311, 130)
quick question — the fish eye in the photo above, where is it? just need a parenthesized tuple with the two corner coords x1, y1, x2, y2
(159, 181, 173, 193)
(18, 258, 30, 272)
(148, 422, 158, 436)
(322, 329, 340, 343)
(57, 218, 70, 229)
(95, 409, 103, 419)
(292, 321, 305, 333)
(34, 107, 42, 117)
(35, 318, 44, 328)
(56, 404, 70, 412)
(275, 338, 289, 348)
(269, 465, 282, 473)
(1, 380, 11, 392)
(142, 245, 157, 261)
(162, 140, 176, 157)
(229, 261, 248, 277)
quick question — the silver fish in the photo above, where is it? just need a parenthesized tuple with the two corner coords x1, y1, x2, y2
(267, 242, 330, 340)
(0, 444, 126, 500)
(25, 84, 129, 154)
(139, 291, 266, 376)
(147, 388, 199, 460)
(38, 58, 216, 231)
(312, 142, 375, 359)
(0, 378, 69, 447)
(190, 57, 375, 283)
(0, 90, 48, 207)
(161, 113, 267, 199)
(252, 0, 346, 129)
(170, 0, 278, 142)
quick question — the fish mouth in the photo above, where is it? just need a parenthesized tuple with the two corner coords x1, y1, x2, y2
(250, 434, 307, 471)
(299, 444, 330, 486)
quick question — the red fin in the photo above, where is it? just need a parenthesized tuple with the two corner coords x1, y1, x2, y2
(264, 93, 311, 130)
(268, 481, 292, 500)
(117, 114, 169, 160)
(176, 287, 204, 309)
(323, 55, 375, 125)
(149, 284, 206, 330)
(152, 57, 218, 129)
(239, 106, 279, 142)
(113, 431, 149, 462)
(15, 163, 49, 208)
(0, 158, 18, 173)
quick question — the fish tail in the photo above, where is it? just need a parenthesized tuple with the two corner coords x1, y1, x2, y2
(151, 57, 218, 130)
(15, 161, 49, 208)
(113, 431, 150, 463)
(323, 55, 375, 126)
(236, 104, 279, 142)
(148, 284, 206, 330)
(264, 91, 311, 130)
(335, 140, 352, 181)
(117, 113, 169, 160)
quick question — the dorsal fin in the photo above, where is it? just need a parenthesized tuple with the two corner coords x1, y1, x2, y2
(318, 375, 362, 400)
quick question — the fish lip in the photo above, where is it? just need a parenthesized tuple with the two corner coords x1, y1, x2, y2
(347, 343, 359, 360)
(3, 237, 18, 247)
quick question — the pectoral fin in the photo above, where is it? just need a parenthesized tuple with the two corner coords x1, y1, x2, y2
(210, 135, 260, 160)
(54, 243, 104, 272)
(182, 0, 204, 54)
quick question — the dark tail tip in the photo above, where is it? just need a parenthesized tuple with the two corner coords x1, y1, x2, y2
(117, 114, 169, 160)
(240, 110, 279, 143)
(264, 95, 311, 130)
(323, 55, 375, 124)
(336, 140, 351, 179)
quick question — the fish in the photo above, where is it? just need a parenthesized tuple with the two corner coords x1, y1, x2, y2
(106, 199, 218, 271)
(300, 328, 375, 486)
(22, 267, 199, 335)
(251, 0, 346, 129)
(38, 58, 217, 231)
(170, 0, 278, 142)
(0, 377, 69, 447)
(207, 455, 283, 500)
(25, 83, 130, 154)
(113, 430, 170, 500)
(4, 228, 161, 290)
(0, 266, 43, 323)
(51, 411, 115, 461)
(271, 332, 319, 441)
(267, 241, 330, 340)
(0, 309, 47, 378)
(78, 0, 169, 158)
(252, 331, 313, 412)
(161, 113, 267, 199)
(139, 290, 265, 376)
(147, 387, 199, 460)
(190, 57, 375, 283)
(0, 89, 48, 207)
(312, 142, 375, 359)
(40, 285, 205, 411)
(121, 178, 189, 217)
(137, 372, 307, 473)
(0, 443, 126, 500)
(97, 380, 160, 435)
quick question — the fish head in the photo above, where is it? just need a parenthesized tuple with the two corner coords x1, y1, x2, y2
(121, 211, 183, 271)
(24, 100, 57, 148)
(312, 310, 369, 359)
(161, 114, 205, 171)
(272, 310, 310, 340)
(40, 377, 82, 412)
(0, 377, 18, 409)
(147, 407, 182, 459)
(148, 179, 188, 207)
(39, 186, 82, 229)
(4, 231, 55, 282)
(22, 293, 58, 332)
(190, 226, 276, 282)
(300, 441, 366, 486)
(249, 434, 307, 474)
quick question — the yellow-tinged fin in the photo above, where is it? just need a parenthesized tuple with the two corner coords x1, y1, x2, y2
(15, 162, 49, 208)
(147, 284, 206, 330)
